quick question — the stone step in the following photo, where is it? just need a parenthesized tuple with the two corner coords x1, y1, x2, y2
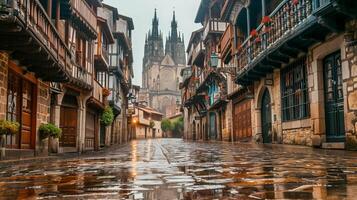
(322, 142, 345, 150)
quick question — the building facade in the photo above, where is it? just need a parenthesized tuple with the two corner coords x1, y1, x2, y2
(140, 10, 186, 117)
(0, 0, 134, 159)
(131, 105, 163, 139)
(182, 0, 357, 150)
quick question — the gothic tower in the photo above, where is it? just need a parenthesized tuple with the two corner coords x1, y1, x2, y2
(165, 11, 186, 65)
(143, 9, 164, 88)
(141, 10, 186, 117)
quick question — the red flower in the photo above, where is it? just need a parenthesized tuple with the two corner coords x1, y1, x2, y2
(261, 16, 272, 25)
(250, 29, 258, 38)
(255, 37, 262, 43)
(293, 0, 299, 5)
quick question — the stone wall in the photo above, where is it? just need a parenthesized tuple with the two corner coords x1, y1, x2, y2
(344, 20, 357, 150)
(0, 52, 8, 120)
(283, 128, 313, 146)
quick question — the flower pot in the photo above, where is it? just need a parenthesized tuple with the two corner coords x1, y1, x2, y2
(40, 138, 49, 155)
(0, 135, 5, 160)
(49, 137, 59, 154)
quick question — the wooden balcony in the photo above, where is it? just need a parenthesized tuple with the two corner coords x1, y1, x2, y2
(69, 64, 92, 90)
(203, 18, 229, 41)
(93, 80, 104, 103)
(219, 24, 234, 64)
(0, 0, 72, 82)
(191, 42, 205, 67)
(94, 45, 109, 71)
(234, 0, 352, 86)
(61, 0, 97, 39)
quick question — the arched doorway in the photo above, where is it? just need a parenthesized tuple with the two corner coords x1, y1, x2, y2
(261, 89, 272, 143)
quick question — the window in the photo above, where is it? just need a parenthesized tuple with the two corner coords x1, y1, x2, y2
(281, 57, 309, 121)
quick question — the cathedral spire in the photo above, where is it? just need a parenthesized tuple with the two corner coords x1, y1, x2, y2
(152, 9, 159, 39)
(171, 11, 178, 41)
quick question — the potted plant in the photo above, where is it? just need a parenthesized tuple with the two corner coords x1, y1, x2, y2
(101, 106, 114, 127)
(39, 123, 62, 140)
(0, 120, 19, 159)
(38, 123, 62, 154)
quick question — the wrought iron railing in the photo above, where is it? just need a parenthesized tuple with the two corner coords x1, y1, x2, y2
(236, 0, 313, 72)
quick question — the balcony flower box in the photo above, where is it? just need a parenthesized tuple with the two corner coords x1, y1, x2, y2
(103, 88, 111, 97)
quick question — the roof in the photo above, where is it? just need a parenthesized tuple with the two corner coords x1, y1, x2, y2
(195, 0, 210, 24)
(102, 4, 119, 20)
(137, 105, 163, 116)
(118, 14, 134, 30)
(186, 28, 204, 53)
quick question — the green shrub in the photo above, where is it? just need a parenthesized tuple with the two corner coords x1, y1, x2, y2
(39, 123, 62, 140)
(161, 119, 172, 133)
(101, 106, 114, 126)
(0, 120, 20, 135)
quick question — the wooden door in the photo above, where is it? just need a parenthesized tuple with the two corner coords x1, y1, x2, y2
(261, 90, 272, 143)
(6, 72, 21, 148)
(60, 107, 77, 147)
(233, 100, 252, 141)
(21, 80, 34, 149)
(85, 111, 96, 150)
(6, 72, 35, 149)
(324, 51, 345, 142)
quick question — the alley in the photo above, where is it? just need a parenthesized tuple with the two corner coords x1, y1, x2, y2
(0, 139, 357, 199)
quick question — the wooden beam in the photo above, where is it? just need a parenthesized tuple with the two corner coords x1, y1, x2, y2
(262, 58, 281, 68)
(317, 16, 344, 33)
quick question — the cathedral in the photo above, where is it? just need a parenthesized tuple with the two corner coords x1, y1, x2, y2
(139, 10, 186, 117)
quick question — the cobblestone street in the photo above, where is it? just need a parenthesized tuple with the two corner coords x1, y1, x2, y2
(0, 139, 357, 199)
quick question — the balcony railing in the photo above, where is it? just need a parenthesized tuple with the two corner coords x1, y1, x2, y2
(237, 0, 313, 72)
(92, 80, 104, 103)
(71, 64, 92, 89)
(192, 42, 205, 65)
(203, 18, 229, 41)
(219, 24, 234, 62)
(70, 0, 97, 33)
(0, 0, 72, 81)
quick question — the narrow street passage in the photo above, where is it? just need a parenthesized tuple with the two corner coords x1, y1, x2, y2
(0, 139, 357, 199)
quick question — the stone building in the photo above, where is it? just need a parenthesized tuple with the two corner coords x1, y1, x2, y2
(140, 10, 186, 117)
(0, 0, 134, 159)
(131, 105, 163, 139)
(183, 0, 357, 150)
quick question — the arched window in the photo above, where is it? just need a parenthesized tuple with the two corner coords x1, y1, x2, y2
(248, 1, 263, 31)
(235, 8, 248, 41)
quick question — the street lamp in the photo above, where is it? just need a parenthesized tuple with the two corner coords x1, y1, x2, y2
(210, 52, 219, 68)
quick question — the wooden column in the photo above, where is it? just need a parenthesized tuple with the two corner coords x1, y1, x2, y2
(56, 0, 60, 30)
(47, 0, 52, 17)
(246, 7, 251, 35)
(262, 0, 266, 16)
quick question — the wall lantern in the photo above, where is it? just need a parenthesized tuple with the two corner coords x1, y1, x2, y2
(210, 52, 219, 68)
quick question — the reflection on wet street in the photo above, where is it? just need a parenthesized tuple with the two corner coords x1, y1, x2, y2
(1, 139, 357, 199)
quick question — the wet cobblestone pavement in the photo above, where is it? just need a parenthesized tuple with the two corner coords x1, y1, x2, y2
(1, 139, 357, 199)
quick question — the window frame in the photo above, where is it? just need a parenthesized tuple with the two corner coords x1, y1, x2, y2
(280, 56, 310, 122)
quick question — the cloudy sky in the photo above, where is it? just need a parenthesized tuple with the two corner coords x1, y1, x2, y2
(104, 0, 202, 86)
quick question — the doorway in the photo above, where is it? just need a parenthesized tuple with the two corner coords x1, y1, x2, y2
(261, 89, 272, 143)
(323, 51, 345, 142)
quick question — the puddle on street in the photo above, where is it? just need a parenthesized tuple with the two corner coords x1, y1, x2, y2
(0, 139, 357, 199)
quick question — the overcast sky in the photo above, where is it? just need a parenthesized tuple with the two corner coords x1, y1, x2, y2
(104, 0, 202, 86)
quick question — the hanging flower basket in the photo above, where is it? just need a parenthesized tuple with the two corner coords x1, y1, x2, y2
(250, 29, 258, 39)
(254, 37, 262, 44)
(103, 88, 111, 97)
(262, 16, 272, 26)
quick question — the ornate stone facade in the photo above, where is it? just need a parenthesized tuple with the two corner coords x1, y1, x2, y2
(141, 10, 186, 117)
